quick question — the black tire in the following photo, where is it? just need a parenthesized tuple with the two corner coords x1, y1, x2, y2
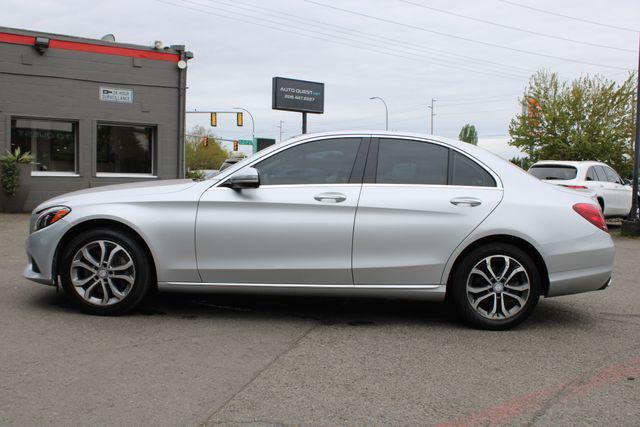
(450, 243, 541, 330)
(59, 228, 153, 315)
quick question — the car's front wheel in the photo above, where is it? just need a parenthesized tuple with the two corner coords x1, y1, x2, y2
(451, 243, 541, 330)
(59, 228, 153, 315)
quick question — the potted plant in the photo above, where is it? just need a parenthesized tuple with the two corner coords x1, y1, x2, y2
(0, 148, 33, 213)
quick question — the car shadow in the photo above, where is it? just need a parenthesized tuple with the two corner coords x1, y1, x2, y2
(24, 287, 594, 331)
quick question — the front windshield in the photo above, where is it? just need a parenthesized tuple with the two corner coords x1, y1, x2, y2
(529, 165, 577, 180)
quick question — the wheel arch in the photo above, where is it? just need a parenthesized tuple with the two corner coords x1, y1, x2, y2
(53, 218, 158, 285)
(444, 234, 550, 297)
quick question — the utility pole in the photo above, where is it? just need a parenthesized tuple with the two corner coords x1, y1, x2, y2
(428, 98, 436, 134)
(278, 120, 284, 142)
(628, 38, 640, 221)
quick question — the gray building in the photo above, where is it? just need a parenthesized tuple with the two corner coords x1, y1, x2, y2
(0, 27, 192, 211)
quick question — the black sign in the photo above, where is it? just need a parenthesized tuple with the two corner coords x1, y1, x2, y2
(255, 138, 276, 152)
(272, 77, 324, 114)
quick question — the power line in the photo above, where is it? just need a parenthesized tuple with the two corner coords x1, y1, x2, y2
(161, 0, 528, 80)
(204, 0, 531, 75)
(497, 0, 639, 33)
(400, 0, 635, 53)
(304, 0, 633, 71)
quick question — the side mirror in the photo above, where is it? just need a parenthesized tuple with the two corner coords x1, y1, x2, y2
(228, 167, 260, 189)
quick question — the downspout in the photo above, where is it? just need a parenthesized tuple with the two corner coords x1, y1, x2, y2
(177, 51, 187, 178)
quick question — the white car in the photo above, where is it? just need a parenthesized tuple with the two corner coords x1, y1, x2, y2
(529, 161, 632, 218)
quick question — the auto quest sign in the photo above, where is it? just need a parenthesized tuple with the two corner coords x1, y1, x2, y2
(272, 77, 324, 114)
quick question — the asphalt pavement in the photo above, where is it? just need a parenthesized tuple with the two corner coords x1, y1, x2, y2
(1, 213, 639, 426)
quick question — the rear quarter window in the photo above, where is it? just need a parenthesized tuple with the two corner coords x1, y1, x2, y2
(529, 165, 577, 180)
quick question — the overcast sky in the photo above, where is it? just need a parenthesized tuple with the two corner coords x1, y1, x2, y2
(4, 0, 639, 157)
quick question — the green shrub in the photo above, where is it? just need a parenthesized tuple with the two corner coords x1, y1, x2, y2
(0, 148, 33, 196)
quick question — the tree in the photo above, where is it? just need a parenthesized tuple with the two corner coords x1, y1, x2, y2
(508, 70, 636, 177)
(459, 124, 478, 144)
(509, 156, 531, 170)
(185, 125, 228, 172)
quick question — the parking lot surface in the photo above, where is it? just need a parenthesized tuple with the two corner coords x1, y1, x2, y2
(1, 213, 639, 426)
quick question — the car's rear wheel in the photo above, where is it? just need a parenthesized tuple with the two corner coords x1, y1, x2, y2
(451, 243, 541, 330)
(59, 228, 152, 315)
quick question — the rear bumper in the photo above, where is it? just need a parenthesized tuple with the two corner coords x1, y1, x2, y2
(547, 266, 612, 297)
(545, 230, 615, 297)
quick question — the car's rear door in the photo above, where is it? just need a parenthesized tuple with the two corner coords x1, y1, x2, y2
(352, 138, 503, 286)
(196, 137, 368, 285)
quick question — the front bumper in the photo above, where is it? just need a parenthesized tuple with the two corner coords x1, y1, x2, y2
(23, 219, 71, 286)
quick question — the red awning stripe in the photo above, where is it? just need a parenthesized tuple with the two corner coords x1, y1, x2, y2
(0, 32, 180, 62)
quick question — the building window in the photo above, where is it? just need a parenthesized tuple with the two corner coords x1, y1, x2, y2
(11, 118, 78, 174)
(97, 123, 154, 175)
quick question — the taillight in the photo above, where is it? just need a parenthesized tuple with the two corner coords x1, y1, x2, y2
(562, 185, 588, 189)
(573, 203, 607, 231)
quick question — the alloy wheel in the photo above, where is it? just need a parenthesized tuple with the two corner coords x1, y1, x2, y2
(70, 240, 136, 306)
(465, 255, 530, 320)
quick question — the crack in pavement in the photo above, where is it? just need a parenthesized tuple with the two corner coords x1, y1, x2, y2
(197, 322, 319, 426)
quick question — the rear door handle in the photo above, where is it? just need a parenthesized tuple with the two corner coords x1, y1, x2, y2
(314, 192, 347, 203)
(450, 197, 482, 207)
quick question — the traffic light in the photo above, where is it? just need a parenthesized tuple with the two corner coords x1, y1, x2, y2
(233, 140, 239, 151)
(210, 112, 217, 127)
(236, 112, 243, 127)
(201, 136, 209, 147)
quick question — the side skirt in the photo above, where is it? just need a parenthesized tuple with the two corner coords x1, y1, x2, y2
(157, 282, 447, 301)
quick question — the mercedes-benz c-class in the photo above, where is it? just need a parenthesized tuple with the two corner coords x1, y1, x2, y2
(24, 132, 614, 329)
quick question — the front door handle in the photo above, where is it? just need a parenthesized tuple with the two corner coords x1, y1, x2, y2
(314, 192, 347, 203)
(450, 197, 482, 207)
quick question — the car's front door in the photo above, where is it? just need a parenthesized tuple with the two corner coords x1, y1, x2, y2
(603, 166, 630, 215)
(196, 137, 367, 285)
(352, 138, 503, 286)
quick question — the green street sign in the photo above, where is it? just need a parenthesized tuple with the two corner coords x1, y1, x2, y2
(238, 139, 253, 146)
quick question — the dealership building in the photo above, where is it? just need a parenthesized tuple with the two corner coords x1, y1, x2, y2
(0, 27, 192, 211)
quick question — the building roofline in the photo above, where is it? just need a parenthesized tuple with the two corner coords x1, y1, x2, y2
(0, 26, 190, 62)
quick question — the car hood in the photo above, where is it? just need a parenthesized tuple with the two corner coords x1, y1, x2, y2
(34, 179, 198, 212)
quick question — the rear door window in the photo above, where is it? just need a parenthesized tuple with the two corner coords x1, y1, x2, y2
(529, 165, 577, 180)
(603, 166, 621, 184)
(376, 139, 448, 185)
(586, 167, 598, 181)
(450, 151, 496, 187)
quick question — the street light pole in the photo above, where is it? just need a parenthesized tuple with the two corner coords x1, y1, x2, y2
(278, 120, 284, 142)
(369, 96, 389, 131)
(233, 107, 255, 141)
(428, 98, 437, 134)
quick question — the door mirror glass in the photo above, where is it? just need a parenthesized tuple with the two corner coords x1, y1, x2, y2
(228, 167, 260, 189)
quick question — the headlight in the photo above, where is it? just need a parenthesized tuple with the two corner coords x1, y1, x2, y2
(34, 206, 71, 231)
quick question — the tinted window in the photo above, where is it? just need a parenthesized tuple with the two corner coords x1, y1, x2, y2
(586, 167, 598, 181)
(451, 151, 496, 187)
(255, 138, 360, 185)
(603, 166, 621, 183)
(529, 165, 577, 180)
(376, 139, 448, 185)
(595, 166, 608, 181)
(97, 124, 153, 174)
(11, 118, 77, 172)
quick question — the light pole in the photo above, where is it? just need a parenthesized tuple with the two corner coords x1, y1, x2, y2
(428, 98, 437, 134)
(233, 107, 255, 140)
(369, 96, 389, 131)
(278, 120, 284, 142)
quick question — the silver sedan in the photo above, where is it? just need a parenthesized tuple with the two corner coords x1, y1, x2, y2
(24, 132, 614, 329)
